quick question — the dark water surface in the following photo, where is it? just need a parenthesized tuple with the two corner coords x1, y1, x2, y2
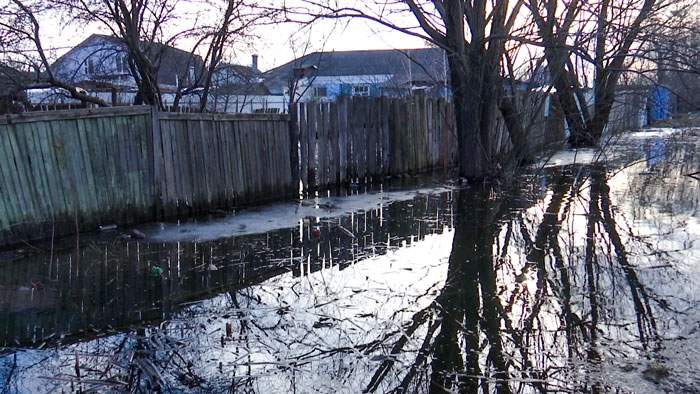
(1, 129, 699, 393)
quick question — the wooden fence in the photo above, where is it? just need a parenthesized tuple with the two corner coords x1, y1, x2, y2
(0, 106, 292, 248)
(0, 94, 562, 248)
(295, 96, 457, 191)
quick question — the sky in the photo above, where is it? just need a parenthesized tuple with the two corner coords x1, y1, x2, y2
(39, 4, 429, 73)
(247, 14, 429, 71)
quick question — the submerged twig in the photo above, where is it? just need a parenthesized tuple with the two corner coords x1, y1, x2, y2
(684, 171, 700, 181)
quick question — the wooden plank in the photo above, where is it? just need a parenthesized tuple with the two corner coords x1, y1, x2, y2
(254, 120, 265, 198)
(251, 121, 264, 198)
(150, 107, 164, 219)
(67, 118, 97, 227)
(0, 105, 152, 125)
(252, 120, 264, 198)
(91, 116, 112, 222)
(422, 96, 430, 169)
(194, 119, 209, 210)
(40, 121, 72, 231)
(200, 118, 215, 209)
(50, 120, 80, 231)
(107, 116, 130, 223)
(356, 98, 367, 181)
(307, 102, 318, 192)
(318, 102, 329, 189)
(337, 97, 348, 185)
(427, 98, 433, 168)
(262, 121, 274, 194)
(280, 120, 294, 190)
(217, 120, 233, 208)
(231, 121, 246, 202)
(409, 98, 416, 172)
(123, 114, 141, 217)
(159, 119, 178, 216)
(75, 118, 102, 223)
(0, 124, 25, 242)
(0, 140, 13, 245)
(156, 111, 288, 122)
(270, 121, 282, 194)
(123, 115, 143, 217)
(216, 120, 229, 207)
(348, 97, 357, 181)
(242, 121, 255, 200)
(393, 98, 403, 175)
(184, 119, 203, 212)
(265, 120, 277, 196)
(225, 120, 239, 206)
(131, 115, 151, 216)
(14, 122, 49, 237)
(9, 123, 46, 238)
(328, 101, 339, 186)
(238, 121, 252, 202)
(113, 115, 135, 224)
(299, 103, 308, 193)
(380, 97, 390, 176)
(171, 119, 190, 213)
(96, 116, 118, 221)
(367, 98, 378, 179)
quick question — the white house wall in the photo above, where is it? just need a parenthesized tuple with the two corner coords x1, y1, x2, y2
(208, 95, 287, 114)
(53, 38, 135, 87)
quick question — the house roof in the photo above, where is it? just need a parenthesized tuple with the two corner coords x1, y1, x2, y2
(211, 82, 271, 96)
(263, 48, 448, 90)
(216, 63, 257, 81)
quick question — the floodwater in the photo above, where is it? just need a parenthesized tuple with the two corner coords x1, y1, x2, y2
(1, 129, 700, 393)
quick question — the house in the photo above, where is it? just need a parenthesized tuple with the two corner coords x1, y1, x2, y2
(51, 34, 204, 90)
(30, 34, 205, 107)
(263, 48, 450, 104)
(207, 57, 287, 114)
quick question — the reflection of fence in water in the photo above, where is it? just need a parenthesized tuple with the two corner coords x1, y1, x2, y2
(0, 190, 453, 346)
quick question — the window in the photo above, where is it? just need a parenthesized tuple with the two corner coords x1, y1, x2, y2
(188, 66, 195, 82)
(312, 86, 327, 97)
(116, 55, 129, 73)
(84, 58, 95, 75)
(352, 85, 370, 96)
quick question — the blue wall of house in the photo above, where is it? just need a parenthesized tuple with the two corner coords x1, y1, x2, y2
(326, 84, 341, 98)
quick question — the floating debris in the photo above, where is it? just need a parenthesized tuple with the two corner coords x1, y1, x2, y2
(337, 224, 355, 238)
(129, 229, 146, 239)
(149, 267, 164, 277)
(642, 363, 669, 383)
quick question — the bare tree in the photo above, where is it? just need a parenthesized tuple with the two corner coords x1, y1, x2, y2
(0, 0, 110, 107)
(525, 0, 684, 146)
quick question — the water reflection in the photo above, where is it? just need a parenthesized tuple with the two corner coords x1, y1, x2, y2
(1, 131, 700, 393)
(0, 190, 454, 348)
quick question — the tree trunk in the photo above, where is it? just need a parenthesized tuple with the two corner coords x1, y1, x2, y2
(448, 55, 487, 180)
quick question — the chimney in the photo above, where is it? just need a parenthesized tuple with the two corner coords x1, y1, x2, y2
(252, 54, 259, 74)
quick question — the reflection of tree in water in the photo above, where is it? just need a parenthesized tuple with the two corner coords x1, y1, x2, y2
(364, 164, 671, 393)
